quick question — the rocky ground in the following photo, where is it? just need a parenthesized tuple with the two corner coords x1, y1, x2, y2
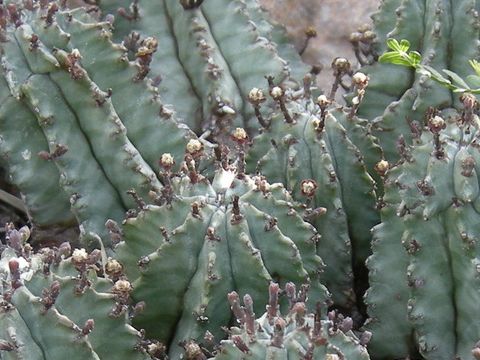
(260, 0, 380, 92)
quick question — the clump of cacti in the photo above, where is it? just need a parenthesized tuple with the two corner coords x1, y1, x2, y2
(210, 282, 371, 359)
(365, 97, 480, 360)
(0, 1, 205, 247)
(0, 225, 160, 359)
(4, 0, 480, 359)
(245, 72, 382, 311)
(96, 0, 309, 133)
(112, 158, 330, 358)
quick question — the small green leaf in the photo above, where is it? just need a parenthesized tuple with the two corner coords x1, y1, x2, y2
(422, 65, 452, 85)
(379, 52, 413, 67)
(442, 69, 470, 90)
(409, 51, 422, 67)
(399, 39, 411, 52)
(386, 38, 401, 51)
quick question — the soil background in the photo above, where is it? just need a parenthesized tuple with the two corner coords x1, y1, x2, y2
(260, 0, 380, 91)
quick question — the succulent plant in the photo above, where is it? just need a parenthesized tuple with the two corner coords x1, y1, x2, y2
(96, 0, 310, 133)
(0, 1, 202, 247)
(365, 98, 480, 359)
(355, 0, 480, 161)
(111, 158, 330, 358)
(0, 72, 76, 230)
(245, 74, 382, 310)
(0, 225, 158, 359)
(6, 0, 480, 360)
(208, 282, 371, 360)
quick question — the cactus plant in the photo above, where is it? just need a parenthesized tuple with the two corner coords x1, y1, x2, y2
(6, 0, 480, 360)
(111, 159, 330, 358)
(0, 225, 158, 359)
(355, 0, 480, 162)
(0, 1, 203, 247)
(245, 74, 382, 310)
(209, 282, 371, 360)
(365, 99, 480, 359)
(96, 0, 309, 133)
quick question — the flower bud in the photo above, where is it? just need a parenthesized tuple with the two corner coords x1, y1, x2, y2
(332, 57, 350, 72)
(300, 179, 318, 197)
(186, 139, 203, 154)
(232, 127, 248, 142)
(317, 94, 330, 107)
(248, 88, 266, 104)
(270, 86, 283, 99)
(160, 153, 175, 169)
(374, 160, 389, 176)
(429, 115, 446, 133)
(112, 279, 132, 294)
(352, 72, 369, 88)
(72, 248, 88, 265)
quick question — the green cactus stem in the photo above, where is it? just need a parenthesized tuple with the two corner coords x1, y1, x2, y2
(0, 1, 205, 246)
(97, 0, 307, 133)
(365, 100, 480, 359)
(0, 225, 157, 359)
(246, 77, 381, 311)
(112, 160, 330, 358)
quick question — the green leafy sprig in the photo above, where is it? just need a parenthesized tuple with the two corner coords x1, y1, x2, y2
(380, 38, 480, 94)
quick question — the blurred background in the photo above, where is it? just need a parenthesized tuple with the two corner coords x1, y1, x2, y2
(260, 0, 379, 91)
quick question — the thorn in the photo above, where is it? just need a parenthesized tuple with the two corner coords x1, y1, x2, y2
(8, 259, 21, 289)
(243, 294, 255, 338)
(0, 340, 15, 351)
(42, 280, 60, 310)
(264, 216, 277, 231)
(6, 4, 22, 27)
(29, 34, 39, 50)
(160, 227, 170, 241)
(81, 319, 95, 336)
(227, 291, 245, 324)
(232, 335, 250, 354)
(230, 196, 243, 224)
(45, 3, 58, 27)
(105, 219, 123, 245)
(299, 26, 317, 56)
(179, 0, 205, 10)
(266, 282, 279, 322)
(117, 0, 140, 21)
(127, 189, 147, 210)
(329, 57, 351, 100)
(270, 317, 286, 348)
(37, 144, 68, 161)
(191, 202, 202, 219)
